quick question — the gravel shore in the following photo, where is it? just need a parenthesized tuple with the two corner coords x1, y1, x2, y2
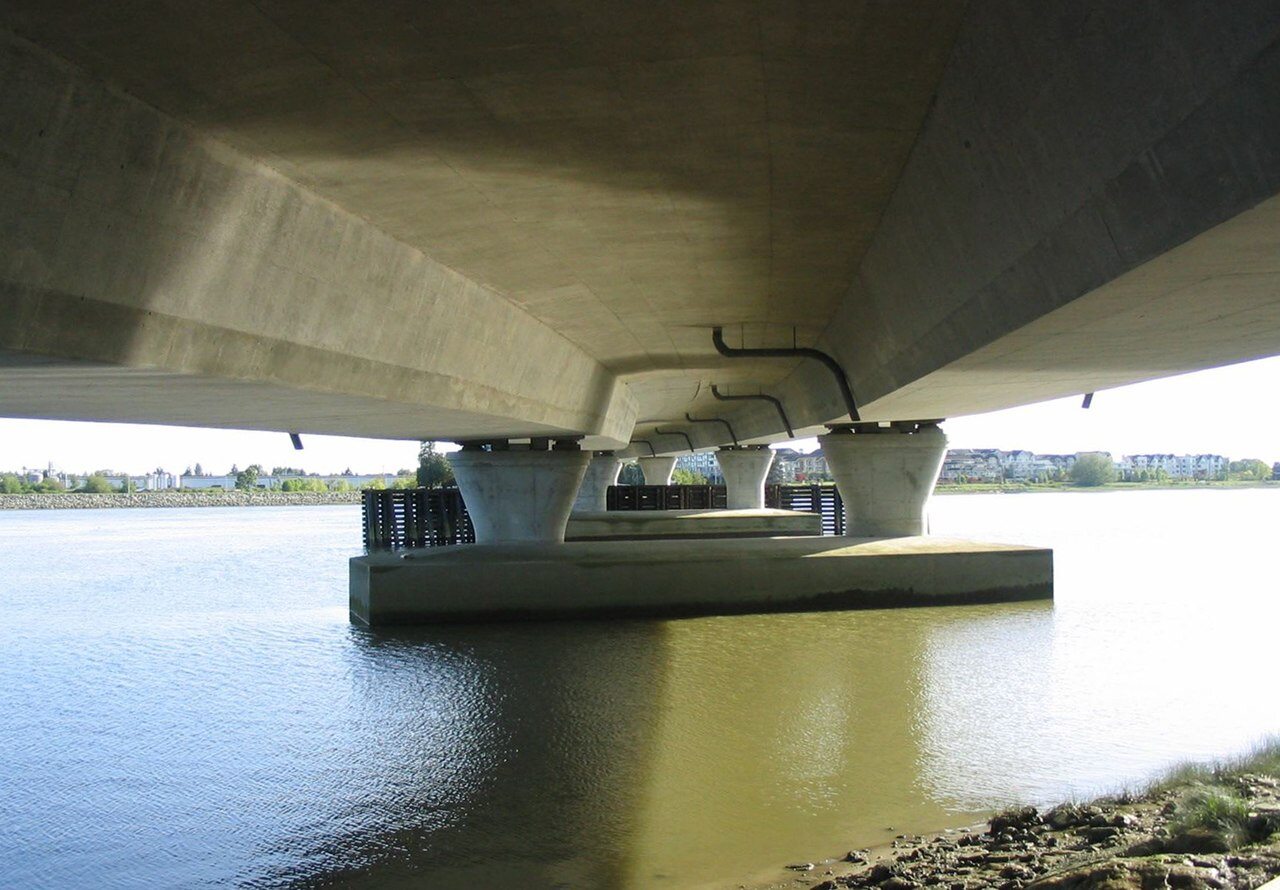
(749, 756, 1280, 890)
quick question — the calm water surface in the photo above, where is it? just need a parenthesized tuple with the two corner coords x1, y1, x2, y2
(1, 491, 1278, 889)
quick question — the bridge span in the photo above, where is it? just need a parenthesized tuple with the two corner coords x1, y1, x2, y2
(2, 3, 1278, 618)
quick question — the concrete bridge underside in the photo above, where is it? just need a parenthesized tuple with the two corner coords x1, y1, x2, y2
(3, 2, 1280, 453)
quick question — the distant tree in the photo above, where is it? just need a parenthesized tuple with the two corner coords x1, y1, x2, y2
(282, 477, 326, 492)
(193, 463, 204, 476)
(1, 473, 24, 494)
(671, 468, 707, 485)
(234, 466, 260, 490)
(38, 476, 65, 493)
(416, 442, 455, 488)
(272, 466, 306, 476)
(364, 477, 387, 490)
(80, 474, 114, 494)
(393, 475, 418, 490)
(118, 478, 136, 493)
(328, 480, 353, 492)
(1228, 458, 1270, 481)
(229, 464, 239, 475)
(618, 462, 645, 485)
(183, 466, 193, 476)
(1069, 453, 1116, 487)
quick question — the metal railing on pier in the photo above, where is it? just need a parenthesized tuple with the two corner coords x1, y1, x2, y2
(362, 484, 844, 550)
(361, 488, 474, 551)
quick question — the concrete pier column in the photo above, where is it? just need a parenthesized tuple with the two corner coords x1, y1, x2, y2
(450, 443, 591, 544)
(714, 446, 775, 510)
(573, 451, 622, 512)
(638, 456, 677, 485)
(821, 423, 947, 537)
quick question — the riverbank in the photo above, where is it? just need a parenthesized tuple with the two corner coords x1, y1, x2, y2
(0, 490, 362, 509)
(936, 480, 1280, 495)
(745, 743, 1280, 890)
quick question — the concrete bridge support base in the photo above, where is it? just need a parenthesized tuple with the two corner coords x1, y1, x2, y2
(449, 445, 590, 544)
(821, 424, 947, 538)
(638, 456, 677, 486)
(349, 536, 1052, 625)
(573, 452, 622, 513)
(714, 446, 775, 510)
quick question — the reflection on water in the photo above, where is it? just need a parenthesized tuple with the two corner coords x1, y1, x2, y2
(1, 492, 1278, 889)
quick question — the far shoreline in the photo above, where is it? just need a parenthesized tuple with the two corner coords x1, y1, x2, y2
(0, 490, 363, 510)
(3, 480, 1278, 510)
(934, 479, 1280, 495)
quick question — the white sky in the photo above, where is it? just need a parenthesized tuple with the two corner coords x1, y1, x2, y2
(3, 355, 1279, 475)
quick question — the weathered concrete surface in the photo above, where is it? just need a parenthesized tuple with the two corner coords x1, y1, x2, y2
(714, 447, 774, 510)
(349, 536, 1052, 625)
(449, 448, 589, 544)
(564, 508, 820, 541)
(638, 456, 677, 486)
(823, 426, 948, 537)
(572, 452, 621, 513)
(4, 4, 1280, 448)
(0, 31, 636, 444)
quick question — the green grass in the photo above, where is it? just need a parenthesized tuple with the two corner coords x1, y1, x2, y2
(1144, 738, 1280, 850)
(1169, 787, 1255, 848)
(1146, 737, 1280, 794)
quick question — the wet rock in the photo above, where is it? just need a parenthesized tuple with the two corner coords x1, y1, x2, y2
(847, 851, 870, 864)
(1000, 865, 1035, 881)
(1084, 827, 1121, 844)
(867, 863, 897, 883)
(787, 861, 816, 871)
(1162, 829, 1232, 855)
(1046, 805, 1087, 830)
(882, 877, 921, 890)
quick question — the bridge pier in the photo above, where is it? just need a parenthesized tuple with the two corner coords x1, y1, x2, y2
(449, 442, 590, 544)
(714, 446, 775, 510)
(638, 456, 677, 485)
(573, 452, 622, 513)
(821, 423, 947, 537)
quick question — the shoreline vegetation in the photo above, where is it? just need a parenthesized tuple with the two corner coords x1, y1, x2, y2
(0, 490, 362, 510)
(748, 741, 1280, 890)
(2, 479, 1278, 510)
(935, 480, 1280, 495)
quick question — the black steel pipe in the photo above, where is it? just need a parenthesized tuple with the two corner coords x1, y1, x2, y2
(632, 438, 657, 457)
(654, 427, 695, 452)
(712, 326, 859, 422)
(710, 385, 795, 438)
(684, 413, 739, 447)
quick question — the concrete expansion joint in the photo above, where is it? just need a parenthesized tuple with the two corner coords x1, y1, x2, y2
(717, 443, 769, 451)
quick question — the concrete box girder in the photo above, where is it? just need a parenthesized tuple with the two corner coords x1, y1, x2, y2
(4, 4, 1280, 446)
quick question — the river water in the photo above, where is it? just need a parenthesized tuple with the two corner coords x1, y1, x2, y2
(1, 490, 1277, 889)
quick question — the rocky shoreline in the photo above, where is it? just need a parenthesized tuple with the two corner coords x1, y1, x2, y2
(0, 491, 362, 510)
(748, 755, 1280, 890)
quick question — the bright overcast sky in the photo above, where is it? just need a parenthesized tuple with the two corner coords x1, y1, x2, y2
(3, 355, 1280, 475)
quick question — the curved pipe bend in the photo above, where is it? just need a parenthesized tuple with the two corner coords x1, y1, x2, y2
(684, 413, 739, 448)
(712, 327, 860, 422)
(653, 427, 695, 453)
(709, 385, 795, 439)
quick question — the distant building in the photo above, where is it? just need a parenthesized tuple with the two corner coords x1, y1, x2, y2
(674, 452, 723, 484)
(789, 450, 828, 481)
(1118, 454, 1226, 480)
(939, 449, 1003, 482)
